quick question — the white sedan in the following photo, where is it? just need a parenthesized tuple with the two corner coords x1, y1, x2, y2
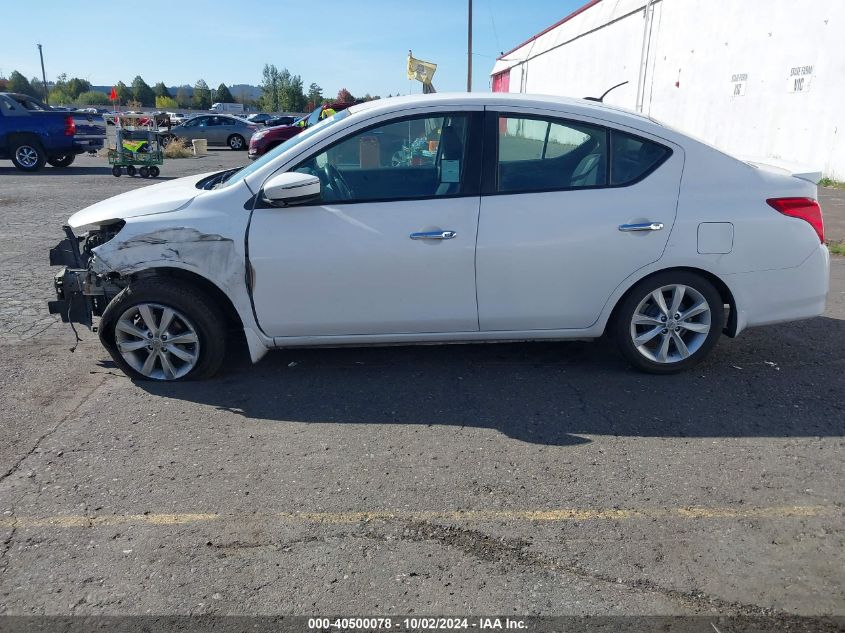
(48, 93, 829, 380)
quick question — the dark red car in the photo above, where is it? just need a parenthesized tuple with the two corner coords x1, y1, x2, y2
(248, 102, 352, 159)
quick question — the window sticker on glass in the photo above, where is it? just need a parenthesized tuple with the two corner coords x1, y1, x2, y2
(441, 160, 460, 183)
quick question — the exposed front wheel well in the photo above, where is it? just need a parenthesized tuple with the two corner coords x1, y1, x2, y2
(129, 267, 245, 333)
(608, 267, 738, 338)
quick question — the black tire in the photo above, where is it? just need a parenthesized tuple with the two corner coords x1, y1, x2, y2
(126, 165, 137, 177)
(611, 271, 724, 374)
(100, 278, 227, 381)
(47, 154, 76, 168)
(112, 166, 122, 177)
(149, 165, 160, 178)
(139, 166, 150, 178)
(227, 134, 246, 150)
(10, 138, 46, 172)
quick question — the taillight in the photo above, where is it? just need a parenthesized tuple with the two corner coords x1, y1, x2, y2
(766, 197, 824, 243)
(64, 115, 76, 136)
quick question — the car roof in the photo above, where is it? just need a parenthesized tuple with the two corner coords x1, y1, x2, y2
(347, 92, 669, 137)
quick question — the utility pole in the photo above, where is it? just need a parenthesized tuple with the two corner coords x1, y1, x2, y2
(467, 0, 473, 92)
(37, 43, 48, 104)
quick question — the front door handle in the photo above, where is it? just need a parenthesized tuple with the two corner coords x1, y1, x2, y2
(410, 230, 458, 240)
(618, 222, 664, 232)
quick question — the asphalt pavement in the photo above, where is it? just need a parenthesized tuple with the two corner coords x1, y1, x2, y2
(819, 186, 845, 243)
(0, 154, 842, 622)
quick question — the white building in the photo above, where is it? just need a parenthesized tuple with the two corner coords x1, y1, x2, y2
(490, 0, 845, 180)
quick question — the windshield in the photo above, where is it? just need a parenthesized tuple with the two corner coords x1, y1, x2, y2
(218, 108, 350, 188)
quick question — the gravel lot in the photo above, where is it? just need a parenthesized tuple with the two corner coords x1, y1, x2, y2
(0, 153, 843, 622)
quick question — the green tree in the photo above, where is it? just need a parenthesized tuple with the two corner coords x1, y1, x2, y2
(192, 79, 211, 109)
(153, 82, 171, 98)
(260, 63, 281, 112)
(175, 85, 191, 108)
(53, 73, 68, 93)
(155, 95, 179, 109)
(282, 74, 306, 112)
(7, 71, 37, 97)
(65, 77, 91, 99)
(306, 82, 323, 109)
(77, 91, 112, 106)
(48, 88, 73, 105)
(30, 77, 46, 99)
(131, 76, 155, 107)
(115, 81, 132, 104)
(215, 83, 234, 103)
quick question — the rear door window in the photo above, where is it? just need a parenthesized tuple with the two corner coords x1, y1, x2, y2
(496, 115, 608, 192)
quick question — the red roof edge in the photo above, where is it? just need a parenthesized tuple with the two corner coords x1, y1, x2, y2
(496, 0, 604, 62)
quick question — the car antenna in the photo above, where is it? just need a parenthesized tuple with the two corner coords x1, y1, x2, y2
(584, 81, 629, 102)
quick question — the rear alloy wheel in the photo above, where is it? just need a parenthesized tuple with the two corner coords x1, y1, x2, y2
(228, 134, 245, 150)
(11, 141, 46, 172)
(100, 279, 226, 381)
(612, 272, 724, 374)
(48, 154, 76, 168)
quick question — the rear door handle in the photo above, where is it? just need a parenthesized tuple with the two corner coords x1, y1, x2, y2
(618, 222, 664, 232)
(410, 230, 457, 240)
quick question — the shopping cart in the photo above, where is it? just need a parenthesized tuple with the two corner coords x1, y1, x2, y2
(104, 112, 166, 178)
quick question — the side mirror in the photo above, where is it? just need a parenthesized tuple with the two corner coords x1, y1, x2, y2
(262, 171, 321, 207)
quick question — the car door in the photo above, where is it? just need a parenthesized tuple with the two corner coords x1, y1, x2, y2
(248, 109, 483, 338)
(186, 116, 208, 141)
(206, 116, 227, 144)
(476, 108, 683, 331)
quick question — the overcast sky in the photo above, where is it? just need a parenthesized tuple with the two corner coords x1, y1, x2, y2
(1, 0, 583, 97)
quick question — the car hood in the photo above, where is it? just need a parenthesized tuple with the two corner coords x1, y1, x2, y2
(68, 171, 218, 229)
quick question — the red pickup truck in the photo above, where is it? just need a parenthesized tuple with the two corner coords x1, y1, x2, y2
(248, 102, 352, 160)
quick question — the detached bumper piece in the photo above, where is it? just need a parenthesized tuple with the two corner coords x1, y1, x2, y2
(48, 268, 94, 328)
(47, 225, 103, 328)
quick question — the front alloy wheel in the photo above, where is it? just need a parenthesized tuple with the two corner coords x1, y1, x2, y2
(100, 278, 227, 381)
(613, 272, 724, 373)
(114, 303, 200, 380)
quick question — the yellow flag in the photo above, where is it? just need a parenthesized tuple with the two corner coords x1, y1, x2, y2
(407, 54, 437, 84)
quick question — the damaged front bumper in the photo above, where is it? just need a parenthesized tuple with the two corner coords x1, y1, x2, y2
(47, 225, 121, 328)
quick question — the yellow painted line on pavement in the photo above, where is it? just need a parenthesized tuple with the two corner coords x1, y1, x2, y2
(0, 505, 837, 529)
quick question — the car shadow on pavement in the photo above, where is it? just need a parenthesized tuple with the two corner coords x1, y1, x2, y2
(138, 316, 845, 446)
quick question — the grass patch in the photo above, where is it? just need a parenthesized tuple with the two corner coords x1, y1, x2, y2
(827, 242, 845, 256)
(164, 138, 193, 159)
(819, 177, 845, 189)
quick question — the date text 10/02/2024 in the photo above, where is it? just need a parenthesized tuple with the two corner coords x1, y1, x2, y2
(307, 618, 528, 630)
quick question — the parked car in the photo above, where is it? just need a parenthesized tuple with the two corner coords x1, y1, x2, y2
(0, 92, 105, 171)
(246, 113, 275, 125)
(47, 93, 829, 381)
(166, 112, 189, 125)
(162, 114, 258, 150)
(248, 102, 352, 159)
(262, 114, 296, 127)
